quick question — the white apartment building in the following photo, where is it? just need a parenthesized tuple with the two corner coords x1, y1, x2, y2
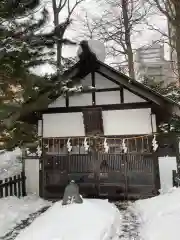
(134, 43, 175, 85)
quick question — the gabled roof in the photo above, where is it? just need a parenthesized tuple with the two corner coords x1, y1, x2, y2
(97, 60, 180, 117)
(60, 59, 180, 117)
(6, 57, 180, 125)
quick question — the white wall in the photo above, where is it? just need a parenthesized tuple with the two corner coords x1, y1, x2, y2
(158, 157, 177, 191)
(25, 159, 39, 195)
(38, 120, 42, 136)
(81, 73, 92, 87)
(48, 89, 146, 109)
(95, 72, 119, 89)
(49, 93, 92, 108)
(47, 73, 147, 108)
(43, 113, 85, 137)
(82, 72, 119, 89)
(69, 93, 92, 106)
(43, 109, 156, 137)
(96, 91, 120, 105)
(102, 108, 154, 135)
(124, 89, 146, 103)
(48, 96, 65, 108)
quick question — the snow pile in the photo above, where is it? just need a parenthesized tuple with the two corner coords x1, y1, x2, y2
(0, 148, 22, 180)
(135, 187, 180, 240)
(15, 199, 121, 240)
(0, 195, 51, 237)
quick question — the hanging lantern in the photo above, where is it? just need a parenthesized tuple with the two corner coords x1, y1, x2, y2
(122, 139, 127, 153)
(103, 138, 109, 153)
(83, 137, 89, 152)
(67, 138, 72, 152)
(152, 135, 158, 152)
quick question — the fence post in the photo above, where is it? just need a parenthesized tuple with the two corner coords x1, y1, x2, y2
(21, 147, 26, 173)
(13, 175, 17, 196)
(21, 147, 27, 196)
(21, 172, 26, 196)
(0, 180, 3, 198)
(4, 178, 9, 197)
(9, 177, 13, 195)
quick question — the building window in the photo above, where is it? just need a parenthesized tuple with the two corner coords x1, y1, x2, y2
(82, 108, 104, 135)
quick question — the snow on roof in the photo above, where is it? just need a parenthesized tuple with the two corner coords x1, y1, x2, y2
(15, 199, 121, 240)
(134, 187, 180, 240)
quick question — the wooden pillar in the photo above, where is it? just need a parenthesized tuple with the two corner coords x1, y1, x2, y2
(152, 151, 160, 194)
(174, 134, 180, 176)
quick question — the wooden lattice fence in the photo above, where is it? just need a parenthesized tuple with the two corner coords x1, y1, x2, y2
(0, 172, 26, 198)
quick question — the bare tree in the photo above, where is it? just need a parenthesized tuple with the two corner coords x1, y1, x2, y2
(51, 0, 85, 74)
(78, 13, 98, 40)
(147, 0, 180, 85)
(79, 0, 149, 78)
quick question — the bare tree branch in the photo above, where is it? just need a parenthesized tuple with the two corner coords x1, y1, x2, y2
(58, 0, 68, 11)
(51, 0, 85, 75)
(148, 0, 180, 84)
(78, 0, 148, 78)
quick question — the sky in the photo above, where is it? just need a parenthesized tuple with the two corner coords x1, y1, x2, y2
(34, 0, 169, 76)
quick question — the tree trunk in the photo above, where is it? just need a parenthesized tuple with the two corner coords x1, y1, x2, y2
(175, 25, 180, 86)
(174, 2, 180, 86)
(52, 0, 63, 76)
(122, 0, 135, 79)
(53, 11, 63, 74)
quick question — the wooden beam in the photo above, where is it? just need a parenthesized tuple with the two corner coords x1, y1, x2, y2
(91, 72, 96, 105)
(41, 102, 152, 114)
(97, 66, 165, 106)
(82, 87, 121, 93)
(120, 86, 124, 103)
(65, 93, 69, 107)
(97, 70, 150, 102)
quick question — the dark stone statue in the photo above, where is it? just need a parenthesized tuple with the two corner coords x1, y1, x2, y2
(62, 180, 83, 205)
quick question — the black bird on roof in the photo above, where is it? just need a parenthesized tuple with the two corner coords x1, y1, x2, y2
(75, 40, 100, 80)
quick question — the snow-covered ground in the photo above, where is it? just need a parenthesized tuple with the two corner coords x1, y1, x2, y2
(15, 199, 121, 240)
(0, 195, 52, 238)
(1, 150, 180, 240)
(0, 148, 22, 180)
(1, 189, 180, 240)
(135, 187, 180, 240)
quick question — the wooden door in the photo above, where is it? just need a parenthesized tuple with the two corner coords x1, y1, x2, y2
(82, 108, 104, 136)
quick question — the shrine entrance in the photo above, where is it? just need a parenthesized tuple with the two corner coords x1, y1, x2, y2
(40, 136, 158, 200)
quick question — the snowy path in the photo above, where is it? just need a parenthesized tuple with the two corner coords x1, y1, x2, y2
(0, 206, 50, 240)
(0, 196, 51, 240)
(115, 202, 141, 239)
(1, 200, 140, 240)
(14, 199, 122, 240)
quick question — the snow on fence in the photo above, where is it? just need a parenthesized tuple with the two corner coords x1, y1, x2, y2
(0, 172, 26, 198)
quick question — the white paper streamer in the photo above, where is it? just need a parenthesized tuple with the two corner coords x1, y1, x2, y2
(67, 138, 72, 152)
(37, 146, 42, 157)
(104, 138, 109, 153)
(26, 148, 37, 157)
(83, 137, 89, 152)
(122, 139, 127, 153)
(152, 135, 158, 151)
